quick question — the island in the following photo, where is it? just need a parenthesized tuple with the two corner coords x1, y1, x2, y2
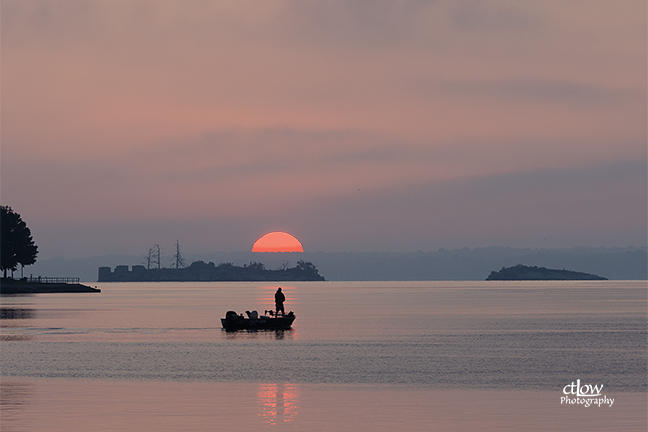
(0, 277, 101, 294)
(98, 260, 326, 282)
(486, 264, 607, 281)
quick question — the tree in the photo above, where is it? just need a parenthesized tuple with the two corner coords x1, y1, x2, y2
(245, 262, 265, 271)
(1, 206, 38, 277)
(189, 260, 216, 269)
(296, 260, 317, 272)
(291, 261, 325, 280)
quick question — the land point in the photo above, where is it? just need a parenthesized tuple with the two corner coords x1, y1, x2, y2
(0, 277, 101, 294)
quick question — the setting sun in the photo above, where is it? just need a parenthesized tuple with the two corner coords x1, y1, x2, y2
(252, 232, 304, 253)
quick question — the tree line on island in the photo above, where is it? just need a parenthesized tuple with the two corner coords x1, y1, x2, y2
(98, 259, 326, 282)
(486, 264, 607, 281)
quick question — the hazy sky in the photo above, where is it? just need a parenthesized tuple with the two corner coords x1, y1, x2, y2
(2, 0, 646, 259)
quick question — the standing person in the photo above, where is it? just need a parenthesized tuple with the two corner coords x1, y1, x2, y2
(275, 287, 285, 316)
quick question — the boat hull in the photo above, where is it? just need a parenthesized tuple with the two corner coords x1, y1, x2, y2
(221, 315, 295, 331)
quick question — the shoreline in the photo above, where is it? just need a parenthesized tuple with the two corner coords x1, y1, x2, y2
(0, 279, 100, 294)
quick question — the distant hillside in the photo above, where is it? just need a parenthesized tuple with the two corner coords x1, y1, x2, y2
(486, 264, 607, 281)
(26, 246, 647, 282)
(303, 247, 646, 281)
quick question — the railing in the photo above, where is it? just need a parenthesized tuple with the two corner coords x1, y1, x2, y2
(26, 277, 80, 284)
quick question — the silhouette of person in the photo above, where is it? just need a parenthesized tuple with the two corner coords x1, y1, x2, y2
(275, 287, 286, 316)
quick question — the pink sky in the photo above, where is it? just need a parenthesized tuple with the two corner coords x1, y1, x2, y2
(2, 0, 646, 258)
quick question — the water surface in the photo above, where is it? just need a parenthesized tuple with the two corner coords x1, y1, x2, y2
(1, 281, 646, 431)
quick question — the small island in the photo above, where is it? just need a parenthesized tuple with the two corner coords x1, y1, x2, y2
(99, 260, 326, 282)
(486, 264, 607, 281)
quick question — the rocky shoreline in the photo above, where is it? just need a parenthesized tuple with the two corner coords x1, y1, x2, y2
(0, 279, 100, 294)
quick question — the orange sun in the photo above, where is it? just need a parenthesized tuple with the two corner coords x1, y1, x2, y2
(252, 232, 304, 253)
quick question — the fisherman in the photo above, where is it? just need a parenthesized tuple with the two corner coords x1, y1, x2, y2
(275, 287, 286, 317)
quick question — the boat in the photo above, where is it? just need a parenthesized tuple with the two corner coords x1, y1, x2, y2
(221, 310, 295, 331)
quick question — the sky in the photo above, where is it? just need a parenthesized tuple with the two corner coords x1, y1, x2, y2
(2, 0, 646, 260)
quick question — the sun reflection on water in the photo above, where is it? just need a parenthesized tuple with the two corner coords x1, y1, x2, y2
(257, 383, 299, 425)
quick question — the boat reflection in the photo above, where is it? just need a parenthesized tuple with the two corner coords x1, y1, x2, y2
(257, 383, 299, 425)
(223, 329, 295, 341)
(0, 308, 35, 341)
(1, 308, 36, 319)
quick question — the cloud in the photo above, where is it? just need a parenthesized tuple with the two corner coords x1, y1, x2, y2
(295, 159, 647, 251)
(416, 78, 644, 104)
(449, 0, 543, 33)
(1, 0, 645, 257)
(4, 123, 644, 228)
(20, 157, 646, 258)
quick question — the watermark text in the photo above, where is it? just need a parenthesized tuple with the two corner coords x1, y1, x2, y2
(560, 380, 614, 407)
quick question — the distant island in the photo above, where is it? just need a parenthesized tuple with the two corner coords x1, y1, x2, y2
(486, 264, 607, 281)
(98, 260, 326, 282)
(0, 277, 101, 294)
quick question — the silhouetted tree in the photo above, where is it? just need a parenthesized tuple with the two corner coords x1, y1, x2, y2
(296, 260, 317, 272)
(294, 261, 324, 279)
(188, 260, 215, 269)
(1, 206, 38, 277)
(245, 262, 265, 270)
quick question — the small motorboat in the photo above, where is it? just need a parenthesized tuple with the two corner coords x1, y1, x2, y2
(221, 310, 295, 331)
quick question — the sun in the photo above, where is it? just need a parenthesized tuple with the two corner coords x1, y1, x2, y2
(252, 232, 304, 253)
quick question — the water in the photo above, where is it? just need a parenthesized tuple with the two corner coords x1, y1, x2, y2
(1, 281, 646, 431)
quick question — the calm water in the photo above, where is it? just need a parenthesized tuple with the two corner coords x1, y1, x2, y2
(1, 281, 646, 431)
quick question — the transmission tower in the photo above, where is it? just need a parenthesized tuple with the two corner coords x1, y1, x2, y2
(173, 240, 186, 269)
(146, 246, 154, 270)
(145, 244, 165, 269)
